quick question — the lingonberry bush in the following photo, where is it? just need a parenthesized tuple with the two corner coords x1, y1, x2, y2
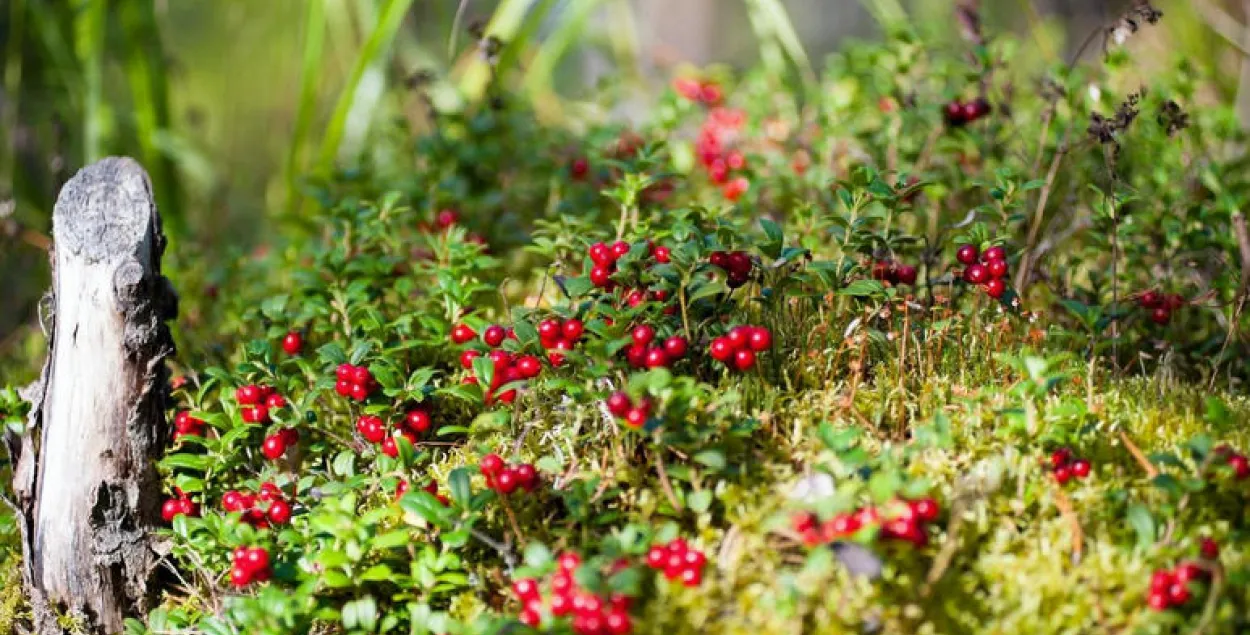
(4, 3, 1250, 634)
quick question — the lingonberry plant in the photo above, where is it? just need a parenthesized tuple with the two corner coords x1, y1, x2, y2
(3, 3, 1250, 635)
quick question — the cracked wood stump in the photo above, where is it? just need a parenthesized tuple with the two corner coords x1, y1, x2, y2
(5, 157, 177, 634)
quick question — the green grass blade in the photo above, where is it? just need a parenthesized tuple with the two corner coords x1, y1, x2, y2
(316, 0, 415, 173)
(73, 0, 108, 163)
(287, 0, 328, 215)
(522, 0, 607, 99)
(452, 0, 540, 103)
(1, 0, 27, 186)
(752, 0, 815, 84)
(744, 0, 788, 83)
(120, 0, 183, 234)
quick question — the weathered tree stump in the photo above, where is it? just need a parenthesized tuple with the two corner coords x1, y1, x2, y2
(3, 157, 177, 634)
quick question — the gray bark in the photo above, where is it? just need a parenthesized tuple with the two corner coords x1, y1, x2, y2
(4, 157, 177, 634)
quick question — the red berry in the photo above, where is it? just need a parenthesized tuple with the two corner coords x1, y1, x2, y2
(562, 319, 585, 342)
(538, 319, 562, 343)
(727, 251, 753, 277)
(956, 244, 979, 265)
(229, 565, 252, 587)
(334, 379, 352, 396)
(236, 385, 262, 405)
(733, 348, 756, 371)
(1166, 293, 1185, 310)
(380, 436, 400, 458)
(624, 407, 648, 428)
(222, 491, 244, 512)
(1167, 582, 1191, 605)
(558, 551, 582, 572)
(726, 326, 751, 350)
(964, 264, 990, 285)
(1201, 538, 1220, 559)
(663, 335, 688, 359)
(611, 241, 631, 259)
(242, 404, 270, 424)
(748, 327, 772, 351)
(571, 157, 589, 179)
(605, 610, 631, 635)
(259, 482, 283, 502)
(261, 435, 286, 460)
(987, 259, 1009, 279)
(513, 577, 540, 601)
(722, 176, 750, 201)
(1150, 307, 1171, 325)
(451, 324, 477, 344)
(406, 409, 431, 432)
(1050, 448, 1073, 468)
(709, 251, 730, 269)
(911, 497, 940, 522)
(1147, 590, 1170, 611)
(1053, 465, 1072, 485)
(589, 242, 613, 266)
(1150, 570, 1174, 593)
(644, 347, 669, 369)
(944, 100, 967, 125)
(515, 355, 543, 378)
(646, 546, 667, 569)
(178, 498, 197, 517)
(515, 463, 539, 491)
(242, 547, 269, 573)
(1072, 459, 1091, 479)
(161, 499, 181, 522)
(1228, 454, 1250, 479)
(519, 609, 541, 627)
(679, 567, 703, 587)
(281, 331, 304, 355)
(482, 325, 506, 348)
(267, 500, 292, 524)
(895, 264, 917, 285)
(480, 454, 505, 477)
(631, 324, 656, 346)
(1139, 290, 1161, 308)
(606, 392, 632, 417)
(709, 337, 734, 362)
(336, 364, 354, 381)
(1174, 562, 1205, 584)
(654, 246, 671, 263)
(984, 278, 1006, 299)
(981, 246, 1006, 263)
(350, 366, 372, 386)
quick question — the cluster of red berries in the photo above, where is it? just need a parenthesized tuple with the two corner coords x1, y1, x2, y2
(1047, 447, 1092, 485)
(280, 330, 303, 355)
(356, 408, 431, 457)
(222, 482, 292, 528)
(695, 107, 750, 201)
(511, 552, 635, 634)
(172, 410, 206, 440)
(229, 546, 272, 588)
(673, 76, 723, 106)
(333, 364, 376, 401)
(870, 259, 918, 286)
(480, 453, 540, 496)
(588, 240, 672, 289)
(644, 538, 708, 587)
(943, 97, 992, 127)
(537, 317, 585, 366)
(1146, 541, 1218, 613)
(792, 497, 940, 547)
(461, 350, 542, 405)
(395, 479, 450, 506)
(604, 392, 653, 429)
(235, 384, 287, 423)
(708, 325, 772, 371)
(708, 249, 753, 288)
(260, 427, 299, 461)
(623, 325, 688, 370)
(957, 244, 1010, 299)
(1212, 445, 1250, 479)
(1136, 290, 1186, 326)
(160, 489, 199, 522)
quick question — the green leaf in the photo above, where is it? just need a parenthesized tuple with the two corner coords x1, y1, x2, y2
(448, 467, 473, 506)
(688, 490, 713, 514)
(1126, 504, 1155, 551)
(524, 542, 552, 569)
(838, 279, 885, 298)
(692, 450, 726, 471)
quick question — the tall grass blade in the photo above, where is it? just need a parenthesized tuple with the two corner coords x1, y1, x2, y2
(73, 0, 108, 163)
(2, 0, 26, 187)
(287, 0, 327, 215)
(316, 0, 415, 173)
(452, 0, 539, 102)
(751, 0, 815, 84)
(522, 0, 606, 100)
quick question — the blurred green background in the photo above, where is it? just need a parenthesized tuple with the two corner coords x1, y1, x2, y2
(0, 0, 1242, 384)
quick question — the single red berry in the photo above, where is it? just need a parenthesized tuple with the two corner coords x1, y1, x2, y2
(1150, 570, 1175, 593)
(632, 324, 656, 346)
(515, 463, 539, 491)
(625, 344, 647, 368)
(261, 434, 286, 460)
(911, 497, 940, 522)
(350, 366, 372, 386)
(624, 407, 648, 428)
(987, 259, 1009, 279)
(654, 246, 671, 263)
(512, 577, 540, 601)
(1201, 538, 1220, 559)
(964, 263, 990, 285)
(733, 348, 756, 371)
(259, 482, 283, 502)
(679, 567, 703, 587)
(1072, 459, 1091, 479)
(644, 347, 669, 369)
(381, 435, 401, 458)
(267, 499, 292, 524)
(495, 469, 519, 495)
(242, 404, 270, 424)
(1150, 307, 1171, 325)
(229, 565, 252, 587)
(334, 379, 352, 396)
(605, 610, 631, 635)
(722, 176, 750, 201)
(561, 318, 585, 342)
(709, 337, 734, 362)
(336, 363, 354, 381)
(570, 157, 589, 179)
(956, 244, 979, 265)
(606, 392, 632, 417)
(663, 335, 688, 359)
(515, 354, 542, 378)
(1174, 562, 1205, 584)
(589, 265, 613, 287)
(726, 326, 751, 350)
(482, 325, 506, 348)
(518, 609, 541, 627)
(709, 251, 730, 269)
(589, 242, 612, 266)
(488, 349, 513, 373)
(611, 241, 632, 259)
(944, 100, 967, 125)
(1147, 590, 1170, 611)
(406, 409, 431, 432)
(895, 264, 917, 285)
(1228, 454, 1250, 479)
(1050, 448, 1073, 468)
(984, 278, 1006, 299)
(1139, 290, 1161, 308)
(1053, 465, 1072, 485)
(281, 331, 303, 355)
(236, 385, 262, 405)
(480, 453, 505, 477)
(161, 499, 181, 522)
(242, 547, 270, 573)
(1167, 582, 1191, 605)
(436, 208, 458, 228)
(981, 246, 1006, 263)
(748, 327, 772, 351)
(222, 491, 244, 512)
(646, 546, 667, 569)
(450, 324, 477, 344)
(460, 349, 482, 370)
(558, 551, 581, 572)
(1166, 293, 1185, 310)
